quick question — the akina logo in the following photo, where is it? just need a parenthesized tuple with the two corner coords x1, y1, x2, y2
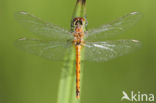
(121, 91, 154, 102)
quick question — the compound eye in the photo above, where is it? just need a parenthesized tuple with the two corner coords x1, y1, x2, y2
(75, 20, 78, 25)
(81, 18, 85, 21)
(73, 18, 77, 22)
(79, 20, 83, 25)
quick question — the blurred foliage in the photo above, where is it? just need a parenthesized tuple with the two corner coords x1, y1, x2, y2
(0, 0, 156, 103)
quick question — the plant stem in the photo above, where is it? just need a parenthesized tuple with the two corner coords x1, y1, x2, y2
(57, 47, 84, 103)
(57, 47, 75, 103)
(72, 0, 86, 18)
(57, 0, 86, 102)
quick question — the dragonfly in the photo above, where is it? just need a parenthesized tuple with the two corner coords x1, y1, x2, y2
(15, 0, 142, 99)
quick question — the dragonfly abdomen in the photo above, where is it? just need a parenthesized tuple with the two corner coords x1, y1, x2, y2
(76, 45, 81, 99)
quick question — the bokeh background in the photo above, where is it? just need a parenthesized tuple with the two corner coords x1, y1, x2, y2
(0, 0, 156, 103)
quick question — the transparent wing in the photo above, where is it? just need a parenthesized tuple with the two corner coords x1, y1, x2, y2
(15, 38, 74, 61)
(86, 12, 142, 41)
(15, 11, 73, 41)
(83, 39, 141, 62)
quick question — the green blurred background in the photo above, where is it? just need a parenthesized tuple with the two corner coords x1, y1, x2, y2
(0, 0, 156, 103)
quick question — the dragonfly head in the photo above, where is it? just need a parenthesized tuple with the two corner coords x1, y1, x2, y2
(71, 17, 87, 32)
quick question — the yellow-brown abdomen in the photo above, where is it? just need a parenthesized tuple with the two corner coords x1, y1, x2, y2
(76, 45, 81, 99)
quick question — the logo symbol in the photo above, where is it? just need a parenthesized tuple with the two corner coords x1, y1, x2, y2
(121, 91, 131, 101)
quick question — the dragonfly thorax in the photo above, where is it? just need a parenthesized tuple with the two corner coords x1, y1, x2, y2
(72, 17, 86, 46)
(73, 28, 84, 45)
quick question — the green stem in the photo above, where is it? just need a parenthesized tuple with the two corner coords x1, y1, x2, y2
(72, 0, 86, 18)
(57, 47, 84, 103)
(57, 0, 86, 102)
(57, 47, 75, 103)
